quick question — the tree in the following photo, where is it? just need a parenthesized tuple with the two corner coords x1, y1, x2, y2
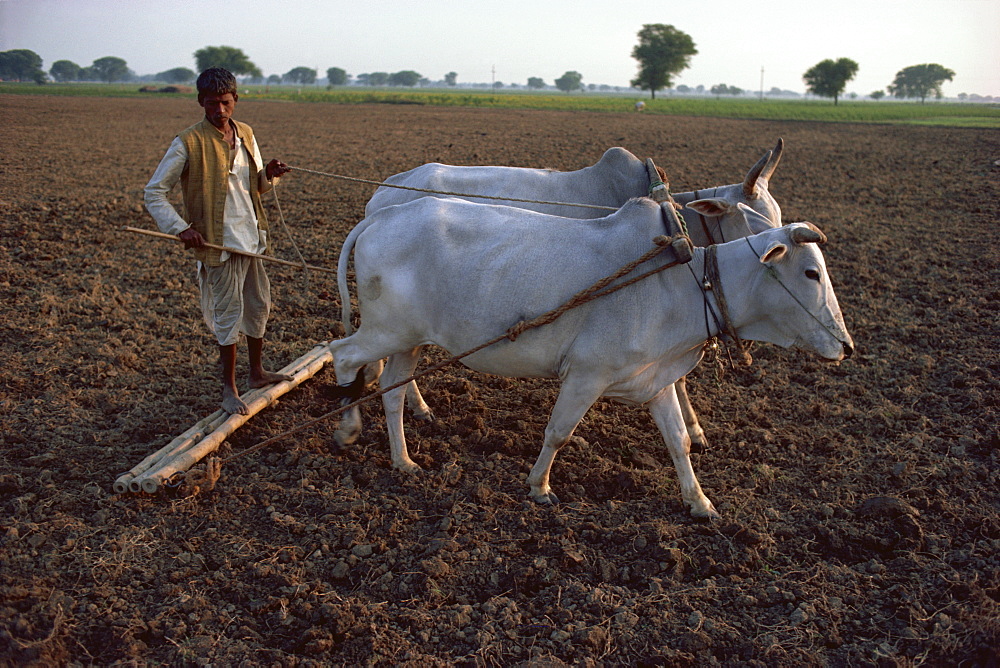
(50, 60, 82, 82)
(527, 77, 545, 89)
(887, 63, 955, 103)
(554, 70, 583, 93)
(803, 58, 859, 105)
(444, 71, 457, 86)
(157, 67, 195, 84)
(194, 46, 262, 78)
(870, 90, 886, 101)
(0, 49, 46, 82)
(630, 24, 697, 100)
(327, 67, 348, 86)
(711, 84, 743, 96)
(267, 74, 281, 85)
(368, 72, 389, 86)
(91, 56, 129, 83)
(284, 67, 317, 84)
(388, 70, 421, 87)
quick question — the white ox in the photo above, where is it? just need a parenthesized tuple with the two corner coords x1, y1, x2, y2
(364, 140, 785, 245)
(347, 140, 785, 452)
(330, 197, 853, 519)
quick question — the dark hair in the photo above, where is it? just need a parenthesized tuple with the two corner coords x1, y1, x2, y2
(196, 67, 238, 98)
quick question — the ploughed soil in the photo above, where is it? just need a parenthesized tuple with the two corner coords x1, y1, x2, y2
(1, 94, 998, 667)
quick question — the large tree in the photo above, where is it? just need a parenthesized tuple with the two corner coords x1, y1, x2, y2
(0, 49, 46, 83)
(157, 67, 195, 84)
(388, 70, 422, 87)
(887, 63, 955, 103)
(91, 56, 129, 83)
(630, 24, 697, 100)
(554, 70, 583, 93)
(803, 58, 859, 105)
(50, 59, 82, 82)
(193, 46, 262, 78)
(527, 77, 545, 89)
(283, 66, 317, 84)
(327, 67, 348, 86)
(444, 71, 457, 86)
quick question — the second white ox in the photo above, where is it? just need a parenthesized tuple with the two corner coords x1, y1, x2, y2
(330, 197, 853, 519)
(364, 140, 785, 246)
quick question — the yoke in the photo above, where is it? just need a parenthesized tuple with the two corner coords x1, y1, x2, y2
(646, 158, 693, 264)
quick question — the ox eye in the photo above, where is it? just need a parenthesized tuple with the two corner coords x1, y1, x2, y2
(805, 269, 821, 281)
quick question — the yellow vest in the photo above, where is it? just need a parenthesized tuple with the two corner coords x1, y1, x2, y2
(178, 119, 270, 266)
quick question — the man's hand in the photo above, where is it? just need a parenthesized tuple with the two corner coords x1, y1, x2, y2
(178, 227, 206, 249)
(266, 159, 291, 181)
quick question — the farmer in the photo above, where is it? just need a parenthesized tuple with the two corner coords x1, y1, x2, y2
(144, 67, 292, 415)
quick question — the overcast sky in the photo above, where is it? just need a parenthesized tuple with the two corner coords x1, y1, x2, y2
(2, 0, 997, 97)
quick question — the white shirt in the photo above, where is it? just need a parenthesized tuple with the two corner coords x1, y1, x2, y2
(144, 130, 269, 260)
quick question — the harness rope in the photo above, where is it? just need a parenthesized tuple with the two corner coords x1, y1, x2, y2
(288, 165, 620, 211)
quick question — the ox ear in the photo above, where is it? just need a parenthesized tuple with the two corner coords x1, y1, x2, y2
(789, 222, 827, 245)
(687, 198, 735, 217)
(759, 238, 788, 265)
(737, 202, 777, 234)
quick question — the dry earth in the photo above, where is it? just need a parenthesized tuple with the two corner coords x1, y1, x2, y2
(1, 94, 998, 666)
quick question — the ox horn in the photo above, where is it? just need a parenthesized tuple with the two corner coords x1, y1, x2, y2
(789, 222, 827, 245)
(742, 149, 771, 200)
(760, 137, 783, 183)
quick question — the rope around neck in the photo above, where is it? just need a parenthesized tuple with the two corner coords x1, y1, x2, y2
(289, 165, 619, 212)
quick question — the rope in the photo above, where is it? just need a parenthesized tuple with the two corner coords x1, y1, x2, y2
(289, 165, 619, 212)
(221, 234, 687, 464)
(269, 185, 310, 290)
(705, 245, 753, 366)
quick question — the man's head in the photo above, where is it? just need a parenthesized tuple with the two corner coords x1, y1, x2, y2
(197, 67, 239, 130)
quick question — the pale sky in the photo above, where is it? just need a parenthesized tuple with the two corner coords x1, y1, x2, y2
(2, 0, 997, 97)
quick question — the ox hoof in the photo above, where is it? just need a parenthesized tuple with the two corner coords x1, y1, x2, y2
(531, 491, 560, 506)
(393, 460, 422, 475)
(691, 506, 721, 522)
(334, 431, 359, 447)
(411, 409, 436, 423)
(689, 438, 708, 455)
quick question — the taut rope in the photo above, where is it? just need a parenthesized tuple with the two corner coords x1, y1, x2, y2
(288, 165, 619, 212)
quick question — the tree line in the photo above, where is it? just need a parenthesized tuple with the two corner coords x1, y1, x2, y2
(1, 33, 960, 103)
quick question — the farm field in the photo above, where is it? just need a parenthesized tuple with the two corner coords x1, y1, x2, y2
(1, 94, 998, 665)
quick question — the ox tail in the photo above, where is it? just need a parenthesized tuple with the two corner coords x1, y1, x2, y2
(327, 365, 368, 405)
(337, 216, 380, 335)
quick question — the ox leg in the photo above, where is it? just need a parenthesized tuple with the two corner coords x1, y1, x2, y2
(526, 380, 603, 505)
(403, 347, 434, 422)
(675, 376, 708, 454)
(380, 348, 423, 473)
(648, 385, 719, 520)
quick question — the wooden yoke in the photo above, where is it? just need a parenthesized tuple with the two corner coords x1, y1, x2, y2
(645, 158, 693, 264)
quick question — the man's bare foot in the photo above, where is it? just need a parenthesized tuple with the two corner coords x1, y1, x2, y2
(249, 369, 294, 389)
(222, 387, 250, 415)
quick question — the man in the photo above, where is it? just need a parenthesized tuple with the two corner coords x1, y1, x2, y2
(145, 67, 292, 415)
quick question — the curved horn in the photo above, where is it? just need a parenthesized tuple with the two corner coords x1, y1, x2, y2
(742, 149, 771, 200)
(789, 222, 827, 245)
(760, 137, 783, 183)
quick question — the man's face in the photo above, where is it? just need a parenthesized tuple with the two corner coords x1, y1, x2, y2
(199, 92, 238, 129)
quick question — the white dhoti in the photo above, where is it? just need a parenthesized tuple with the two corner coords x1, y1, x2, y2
(198, 255, 271, 346)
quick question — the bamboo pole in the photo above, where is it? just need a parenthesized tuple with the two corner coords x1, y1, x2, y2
(130, 343, 334, 494)
(114, 411, 228, 493)
(123, 226, 337, 275)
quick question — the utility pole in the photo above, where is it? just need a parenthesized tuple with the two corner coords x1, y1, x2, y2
(759, 66, 765, 101)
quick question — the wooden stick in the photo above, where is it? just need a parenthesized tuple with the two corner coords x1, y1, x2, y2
(123, 226, 337, 275)
(131, 343, 334, 494)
